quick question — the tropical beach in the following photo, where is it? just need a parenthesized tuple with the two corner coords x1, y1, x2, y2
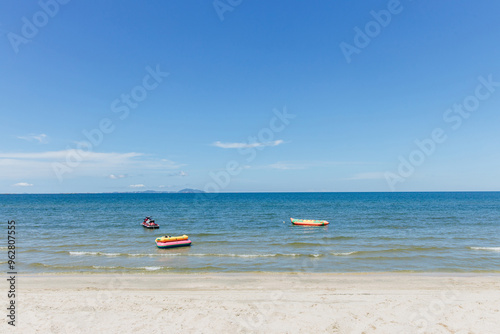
(3, 1, 500, 333)
(2, 192, 500, 332)
(2, 273, 499, 333)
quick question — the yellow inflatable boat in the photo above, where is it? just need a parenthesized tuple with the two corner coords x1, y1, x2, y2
(155, 235, 189, 243)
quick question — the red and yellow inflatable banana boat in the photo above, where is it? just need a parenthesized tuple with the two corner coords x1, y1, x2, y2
(155, 235, 192, 249)
(290, 218, 329, 226)
(155, 235, 188, 243)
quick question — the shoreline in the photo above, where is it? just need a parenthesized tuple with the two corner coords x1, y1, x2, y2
(5, 273, 500, 333)
(17, 270, 500, 277)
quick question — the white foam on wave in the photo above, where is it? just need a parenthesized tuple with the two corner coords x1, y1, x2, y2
(142, 266, 163, 271)
(237, 254, 282, 258)
(103, 253, 120, 257)
(70, 252, 185, 257)
(188, 253, 301, 258)
(232, 254, 281, 258)
(470, 247, 500, 252)
(69, 251, 97, 256)
(69, 251, 120, 257)
(128, 253, 149, 257)
(331, 251, 358, 256)
(70, 252, 320, 258)
(90, 265, 168, 271)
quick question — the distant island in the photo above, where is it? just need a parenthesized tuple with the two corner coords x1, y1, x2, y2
(113, 188, 205, 194)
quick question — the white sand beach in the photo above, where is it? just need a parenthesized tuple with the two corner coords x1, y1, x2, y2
(3, 273, 500, 333)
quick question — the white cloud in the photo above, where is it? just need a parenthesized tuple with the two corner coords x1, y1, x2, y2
(17, 133, 48, 144)
(159, 159, 186, 169)
(166, 170, 188, 177)
(212, 140, 284, 149)
(0, 150, 142, 161)
(0, 150, 184, 181)
(129, 184, 145, 188)
(108, 174, 127, 179)
(13, 182, 33, 187)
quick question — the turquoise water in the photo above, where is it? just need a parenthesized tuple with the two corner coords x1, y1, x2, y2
(1, 192, 500, 273)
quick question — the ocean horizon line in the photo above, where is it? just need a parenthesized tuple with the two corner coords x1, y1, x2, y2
(2, 190, 500, 195)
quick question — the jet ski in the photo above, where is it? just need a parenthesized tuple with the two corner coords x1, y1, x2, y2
(142, 216, 159, 229)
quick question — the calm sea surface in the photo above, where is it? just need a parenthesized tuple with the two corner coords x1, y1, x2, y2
(1, 192, 499, 273)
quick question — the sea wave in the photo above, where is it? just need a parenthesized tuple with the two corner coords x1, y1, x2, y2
(356, 246, 450, 255)
(52, 243, 101, 248)
(192, 232, 230, 237)
(321, 236, 354, 241)
(275, 242, 325, 248)
(191, 240, 231, 245)
(140, 266, 164, 271)
(68, 251, 323, 258)
(470, 247, 500, 252)
(30, 263, 100, 270)
(92, 266, 170, 271)
(331, 251, 358, 256)
(329, 246, 450, 257)
(172, 253, 320, 258)
(19, 249, 40, 253)
(29, 263, 170, 271)
(118, 266, 169, 271)
(69, 251, 121, 257)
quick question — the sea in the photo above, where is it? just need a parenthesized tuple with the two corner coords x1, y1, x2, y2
(1, 192, 499, 274)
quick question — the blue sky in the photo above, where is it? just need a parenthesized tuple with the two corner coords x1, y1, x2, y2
(1, 0, 500, 193)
